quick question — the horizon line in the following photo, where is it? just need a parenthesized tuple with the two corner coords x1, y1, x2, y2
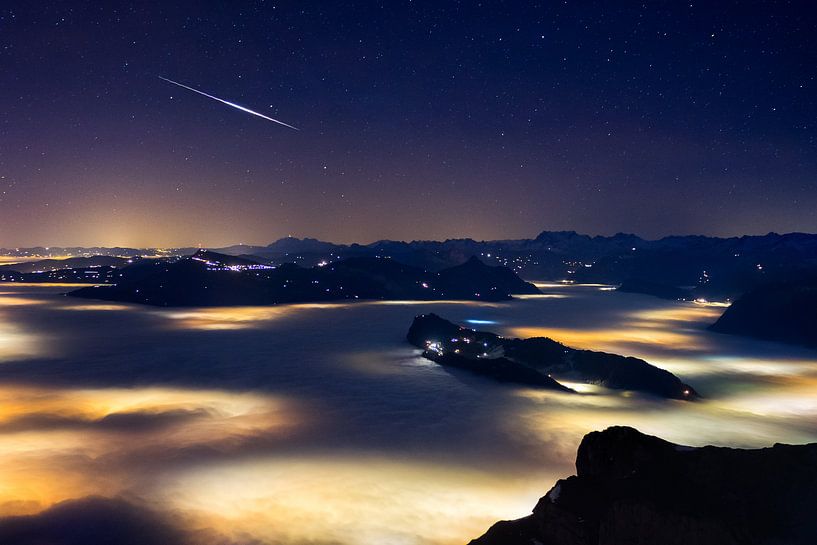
(2, 229, 817, 251)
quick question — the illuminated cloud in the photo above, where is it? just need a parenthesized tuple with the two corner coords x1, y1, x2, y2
(0, 285, 815, 544)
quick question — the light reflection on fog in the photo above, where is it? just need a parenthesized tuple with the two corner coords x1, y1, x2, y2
(0, 283, 813, 544)
(155, 300, 506, 331)
(162, 455, 552, 545)
(0, 384, 299, 516)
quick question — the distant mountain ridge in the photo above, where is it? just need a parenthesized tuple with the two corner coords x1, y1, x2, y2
(5, 231, 817, 300)
(5, 230, 817, 260)
(209, 231, 817, 299)
(0, 256, 131, 274)
(68, 251, 540, 307)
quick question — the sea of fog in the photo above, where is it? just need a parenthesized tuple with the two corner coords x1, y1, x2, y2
(0, 283, 816, 544)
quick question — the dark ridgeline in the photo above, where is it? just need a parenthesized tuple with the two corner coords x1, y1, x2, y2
(5, 230, 817, 301)
(214, 232, 817, 302)
(0, 266, 123, 284)
(68, 250, 539, 306)
(0, 247, 152, 259)
(615, 278, 693, 301)
(4, 230, 817, 294)
(0, 256, 134, 284)
(7, 233, 817, 351)
(406, 314, 698, 400)
(710, 276, 817, 348)
(471, 426, 817, 545)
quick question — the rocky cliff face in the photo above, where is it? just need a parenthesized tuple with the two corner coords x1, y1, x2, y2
(470, 426, 817, 545)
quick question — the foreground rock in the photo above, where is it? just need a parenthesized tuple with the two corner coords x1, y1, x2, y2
(407, 314, 697, 399)
(710, 278, 817, 348)
(69, 251, 539, 306)
(471, 426, 817, 545)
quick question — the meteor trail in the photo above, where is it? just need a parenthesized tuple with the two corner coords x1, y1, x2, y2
(159, 76, 299, 130)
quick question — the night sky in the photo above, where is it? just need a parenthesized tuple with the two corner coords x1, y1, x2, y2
(2, 1, 815, 247)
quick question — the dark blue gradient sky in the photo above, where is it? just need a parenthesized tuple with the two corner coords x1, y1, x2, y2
(2, 1, 815, 246)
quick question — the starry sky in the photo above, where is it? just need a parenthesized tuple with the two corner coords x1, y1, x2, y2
(1, 1, 815, 247)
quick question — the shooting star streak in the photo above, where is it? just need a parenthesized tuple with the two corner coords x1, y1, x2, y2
(159, 76, 299, 131)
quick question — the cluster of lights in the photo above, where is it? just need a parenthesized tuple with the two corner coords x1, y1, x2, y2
(425, 332, 504, 360)
(478, 251, 542, 272)
(0, 267, 121, 284)
(205, 264, 276, 272)
(425, 340, 444, 356)
(192, 256, 276, 272)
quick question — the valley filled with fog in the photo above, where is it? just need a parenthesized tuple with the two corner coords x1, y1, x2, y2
(0, 283, 815, 544)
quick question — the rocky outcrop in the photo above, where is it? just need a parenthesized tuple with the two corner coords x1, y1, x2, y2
(407, 314, 698, 399)
(470, 426, 817, 545)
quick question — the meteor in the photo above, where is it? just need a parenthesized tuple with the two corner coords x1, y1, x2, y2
(159, 76, 299, 131)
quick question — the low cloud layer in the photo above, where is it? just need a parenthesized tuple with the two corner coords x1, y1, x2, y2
(0, 286, 814, 544)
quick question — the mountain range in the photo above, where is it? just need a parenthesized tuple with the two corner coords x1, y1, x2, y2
(5, 231, 817, 300)
(68, 250, 539, 306)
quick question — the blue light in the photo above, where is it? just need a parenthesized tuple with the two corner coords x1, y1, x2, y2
(465, 319, 497, 325)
